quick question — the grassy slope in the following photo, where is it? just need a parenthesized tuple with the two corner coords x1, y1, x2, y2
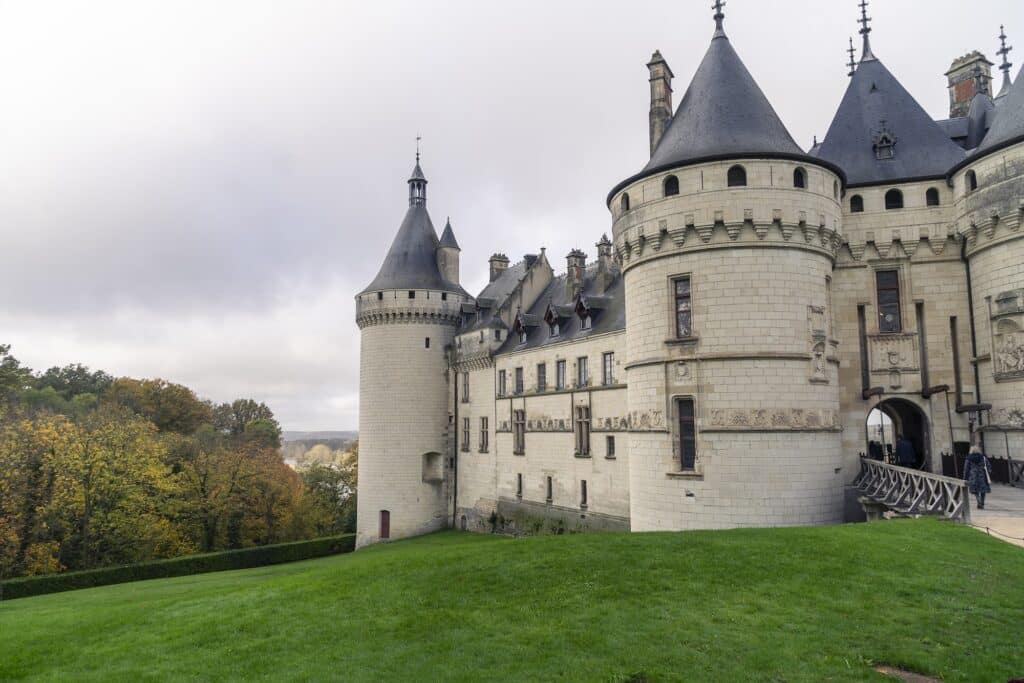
(1, 520, 1022, 682)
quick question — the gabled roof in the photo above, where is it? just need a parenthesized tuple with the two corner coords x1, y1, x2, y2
(609, 22, 840, 203)
(969, 63, 1024, 159)
(814, 56, 966, 186)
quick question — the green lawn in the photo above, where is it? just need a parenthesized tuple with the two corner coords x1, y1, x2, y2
(1, 520, 1021, 682)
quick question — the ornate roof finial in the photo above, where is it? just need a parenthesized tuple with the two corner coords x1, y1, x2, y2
(712, 0, 726, 38)
(998, 25, 1014, 96)
(847, 37, 857, 77)
(415, 134, 421, 164)
(973, 63, 990, 96)
(858, 0, 876, 61)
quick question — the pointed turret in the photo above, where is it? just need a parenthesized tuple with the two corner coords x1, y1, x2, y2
(436, 218, 461, 286)
(611, 2, 827, 199)
(814, 7, 965, 186)
(997, 25, 1014, 99)
(361, 160, 465, 295)
(968, 63, 1024, 160)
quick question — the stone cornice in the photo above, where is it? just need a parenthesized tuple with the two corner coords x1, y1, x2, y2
(356, 307, 461, 329)
(453, 354, 494, 372)
(959, 209, 1024, 257)
(615, 217, 841, 271)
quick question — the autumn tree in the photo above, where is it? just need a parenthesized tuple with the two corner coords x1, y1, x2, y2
(105, 378, 213, 434)
(34, 364, 113, 401)
(0, 344, 32, 408)
(213, 398, 282, 449)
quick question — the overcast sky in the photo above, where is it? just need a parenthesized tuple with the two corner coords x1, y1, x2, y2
(1, 1, 1019, 431)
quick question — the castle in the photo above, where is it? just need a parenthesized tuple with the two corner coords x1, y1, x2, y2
(354, 3, 1024, 547)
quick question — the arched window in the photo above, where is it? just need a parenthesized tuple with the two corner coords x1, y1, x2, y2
(885, 189, 904, 210)
(967, 170, 978, 192)
(664, 175, 679, 197)
(793, 167, 807, 189)
(621, 193, 630, 211)
(926, 188, 940, 206)
(727, 165, 747, 187)
(850, 195, 864, 213)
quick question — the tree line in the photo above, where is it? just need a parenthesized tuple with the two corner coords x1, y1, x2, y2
(0, 344, 356, 579)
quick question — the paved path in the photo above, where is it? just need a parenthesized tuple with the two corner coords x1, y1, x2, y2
(968, 484, 1024, 548)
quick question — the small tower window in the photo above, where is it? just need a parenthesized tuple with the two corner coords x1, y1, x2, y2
(885, 189, 904, 210)
(926, 188, 940, 206)
(727, 165, 747, 187)
(967, 170, 978, 192)
(793, 167, 807, 189)
(833, 180, 839, 199)
(494, 329, 502, 341)
(621, 193, 631, 212)
(664, 175, 680, 197)
(441, 293, 448, 301)
(425, 337, 430, 349)
(408, 291, 416, 299)
(377, 291, 383, 301)
(850, 194, 864, 213)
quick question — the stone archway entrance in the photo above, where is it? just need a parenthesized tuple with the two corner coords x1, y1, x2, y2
(866, 399, 930, 470)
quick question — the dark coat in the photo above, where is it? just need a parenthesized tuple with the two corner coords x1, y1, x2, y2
(964, 452, 992, 495)
(895, 438, 916, 467)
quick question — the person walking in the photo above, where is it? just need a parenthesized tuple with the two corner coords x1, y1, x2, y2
(895, 436, 916, 468)
(963, 447, 992, 510)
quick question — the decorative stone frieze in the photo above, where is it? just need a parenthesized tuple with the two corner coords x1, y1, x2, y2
(705, 408, 841, 432)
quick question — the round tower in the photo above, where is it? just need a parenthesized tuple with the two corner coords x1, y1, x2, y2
(950, 62, 1024, 455)
(355, 159, 470, 548)
(609, 7, 846, 531)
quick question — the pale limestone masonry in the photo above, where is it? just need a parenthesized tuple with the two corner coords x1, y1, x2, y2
(356, 10, 1023, 546)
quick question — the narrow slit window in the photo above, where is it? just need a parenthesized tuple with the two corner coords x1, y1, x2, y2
(677, 398, 697, 471)
(675, 277, 692, 338)
(546, 476, 553, 502)
(580, 480, 588, 507)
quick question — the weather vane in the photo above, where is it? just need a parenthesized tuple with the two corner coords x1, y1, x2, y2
(998, 25, 1014, 84)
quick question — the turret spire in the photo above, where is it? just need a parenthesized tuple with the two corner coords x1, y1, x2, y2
(847, 37, 857, 77)
(858, 0, 876, 62)
(712, 0, 726, 39)
(408, 141, 427, 206)
(998, 25, 1014, 97)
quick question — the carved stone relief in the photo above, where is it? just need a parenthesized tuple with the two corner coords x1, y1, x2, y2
(992, 292, 1024, 382)
(706, 408, 841, 431)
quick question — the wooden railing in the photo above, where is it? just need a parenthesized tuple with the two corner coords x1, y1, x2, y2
(854, 458, 971, 523)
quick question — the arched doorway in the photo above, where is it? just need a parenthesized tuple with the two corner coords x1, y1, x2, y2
(865, 399, 930, 470)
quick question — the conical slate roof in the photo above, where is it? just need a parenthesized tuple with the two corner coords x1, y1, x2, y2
(360, 165, 465, 295)
(438, 219, 460, 250)
(644, 32, 805, 173)
(609, 22, 839, 203)
(814, 56, 965, 186)
(970, 63, 1024, 158)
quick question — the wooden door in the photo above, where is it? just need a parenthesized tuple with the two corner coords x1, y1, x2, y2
(380, 510, 390, 539)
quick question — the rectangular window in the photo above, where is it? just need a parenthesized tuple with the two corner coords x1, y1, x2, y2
(461, 417, 471, 452)
(479, 416, 489, 452)
(546, 476, 553, 502)
(494, 329, 502, 341)
(876, 270, 902, 333)
(514, 367, 524, 395)
(461, 372, 470, 403)
(498, 370, 507, 397)
(606, 435, 615, 458)
(516, 473, 523, 498)
(677, 398, 697, 471)
(602, 352, 615, 386)
(576, 357, 589, 388)
(513, 409, 526, 455)
(425, 337, 430, 348)
(574, 405, 591, 456)
(441, 293, 447, 301)
(556, 360, 567, 390)
(675, 277, 692, 337)
(377, 291, 383, 301)
(580, 480, 588, 507)
(408, 291, 416, 299)
(537, 363, 547, 392)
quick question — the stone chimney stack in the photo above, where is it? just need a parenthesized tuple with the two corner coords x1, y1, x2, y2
(648, 50, 674, 156)
(946, 51, 994, 118)
(566, 249, 587, 300)
(488, 253, 510, 282)
(595, 235, 614, 293)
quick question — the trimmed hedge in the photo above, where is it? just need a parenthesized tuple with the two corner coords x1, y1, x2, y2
(0, 534, 355, 601)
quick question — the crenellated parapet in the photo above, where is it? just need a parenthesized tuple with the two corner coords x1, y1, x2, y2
(355, 291, 467, 329)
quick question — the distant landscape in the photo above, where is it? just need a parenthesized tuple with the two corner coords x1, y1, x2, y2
(281, 431, 358, 468)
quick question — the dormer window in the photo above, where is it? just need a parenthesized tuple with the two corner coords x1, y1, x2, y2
(519, 330, 528, 345)
(581, 315, 592, 331)
(494, 329, 502, 341)
(550, 322, 560, 337)
(872, 122, 897, 160)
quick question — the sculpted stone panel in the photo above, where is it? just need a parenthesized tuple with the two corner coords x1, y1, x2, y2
(868, 333, 919, 373)
(705, 408, 841, 432)
(990, 407, 1024, 429)
(992, 314, 1024, 382)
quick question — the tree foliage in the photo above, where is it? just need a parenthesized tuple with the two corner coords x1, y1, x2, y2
(0, 343, 358, 580)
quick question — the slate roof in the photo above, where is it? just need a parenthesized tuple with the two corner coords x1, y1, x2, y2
(813, 56, 966, 186)
(967, 63, 1024, 160)
(439, 219, 460, 249)
(360, 164, 467, 296)
(936, 117, 969, 147)
(496, 262, 625, 355)
(966, 93, 997, 150)
(609, 23, 841, 203)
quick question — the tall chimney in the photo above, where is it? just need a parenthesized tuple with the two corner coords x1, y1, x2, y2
(566, 249, 586, 300)
(648, 50, 674, 155)
(488, 253, 510, 282)
(595, 235, 614, 293)
(946, 51, 993, 118)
